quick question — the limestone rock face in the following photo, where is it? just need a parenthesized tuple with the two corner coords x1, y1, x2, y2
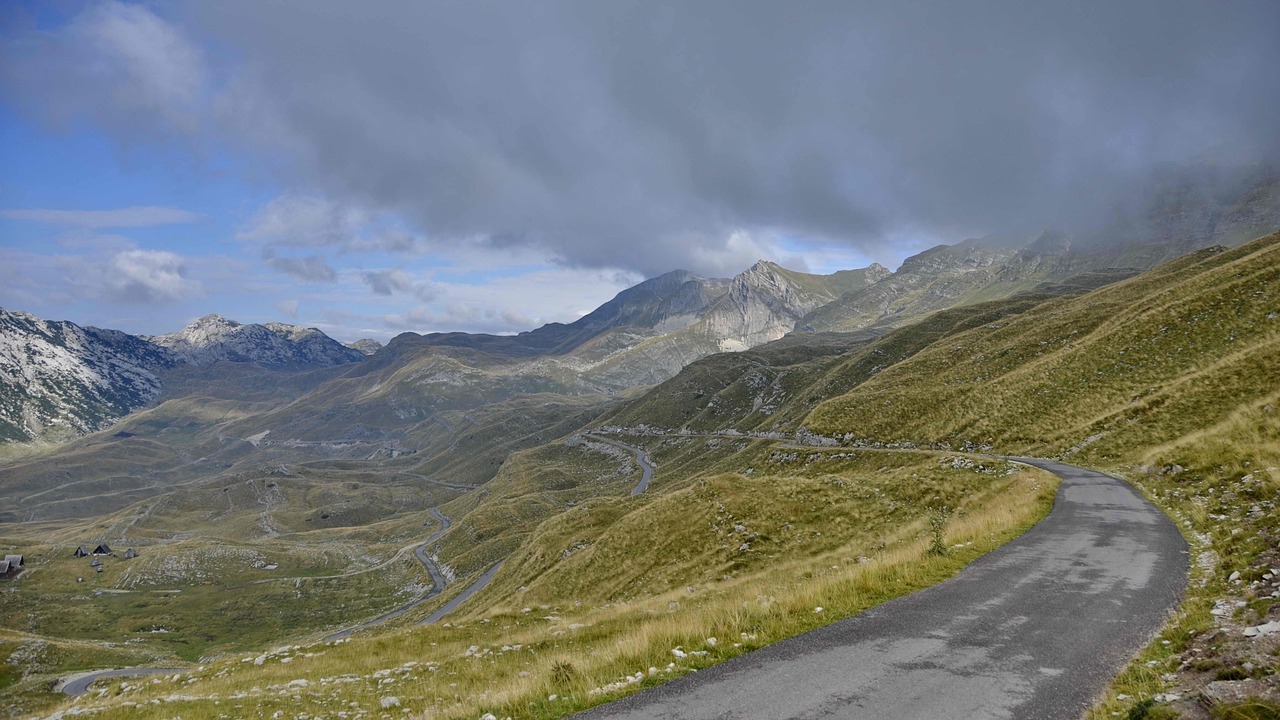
(1, 310, 363, 443)
(343, 338, 384, 356)
(701, 261, 891, 349)
(151, 315, 365, 367)
(0, 308, 176, 442)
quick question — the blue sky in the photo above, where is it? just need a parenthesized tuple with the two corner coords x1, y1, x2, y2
(3, 1, 1275, 341)
(0, 4, 884, 342)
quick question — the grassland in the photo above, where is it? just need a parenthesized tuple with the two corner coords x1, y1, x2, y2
(6, 233, 1277, 718)
(805, 233, 1280, 717)
(11, 449, 1056, 720)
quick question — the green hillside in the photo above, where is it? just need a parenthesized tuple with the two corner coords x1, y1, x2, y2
(5, 234, 1278, 719)
(808, 232, 1280, 718)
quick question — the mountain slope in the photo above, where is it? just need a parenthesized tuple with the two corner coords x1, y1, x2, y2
(0, 309, 176, 442)
(805, 233, 1280, 455)
(150, 314, 365, 366)
(698, 260, 890, 349)
(0, 311, 366, 444)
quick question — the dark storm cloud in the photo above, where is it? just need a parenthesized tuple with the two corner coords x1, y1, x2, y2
(9, 1, 1279, 276)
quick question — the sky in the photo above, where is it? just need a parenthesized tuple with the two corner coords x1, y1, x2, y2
(1, 1, 1278, 342)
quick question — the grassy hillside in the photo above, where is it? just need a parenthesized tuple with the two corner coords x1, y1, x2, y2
(807, 232, 1280, 718)
(7, 234, 1277, 719)
(806, 235, 1280, 456)
(6, 447, 1057, 720)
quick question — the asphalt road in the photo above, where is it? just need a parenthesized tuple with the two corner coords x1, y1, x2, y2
(419, 560, 506, 625)
(324, 507, 452, 641)
(585, 434, 655, 496)
(60, 668, 184, 696)
(573, 458, 1188, 720)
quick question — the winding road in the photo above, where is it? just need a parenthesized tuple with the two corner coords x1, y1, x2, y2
(324, 507, 453, 641)
(419, 561, 506, 625)
(584, 433, 655, 496)
(59, 668, 185, 696)
(572, 458, 1188, 720)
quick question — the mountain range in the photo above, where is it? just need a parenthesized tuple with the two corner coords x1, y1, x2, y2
(1, 165, 1278, 720)
(2, 164, 1277, 447)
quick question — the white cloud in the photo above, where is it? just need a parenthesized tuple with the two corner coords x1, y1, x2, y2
(238, 193, 428, 253)
(684, 229, 811, 277)
(0, 2, 207, 137)
(101, 249, 204, 303)
(276, 299, 300, 318)
(0, 206, 202, 228)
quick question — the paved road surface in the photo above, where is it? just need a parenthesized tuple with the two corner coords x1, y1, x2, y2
(573, 458, 1187, 720)
(60, 668, 184, 696)
(325, 507, 452, 641)
(419, 561, 505, 625)
(585, 434, 655, 496)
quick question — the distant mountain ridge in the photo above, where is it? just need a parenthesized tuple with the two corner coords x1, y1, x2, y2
(4, 162, 1276, 446)
(149, 314, 365, 366)
(0, 311, 363, 443)
(0, 308, 175, 442)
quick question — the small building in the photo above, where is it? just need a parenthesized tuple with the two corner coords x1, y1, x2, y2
(123, 548, 137, 559)
(0, 554, 22, 578)
(92, 544, 113, 556)
(74, 546, 89, 558)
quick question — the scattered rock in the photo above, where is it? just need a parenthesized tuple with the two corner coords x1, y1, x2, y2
(380, 696, 400, 709)
(1201, 678, 1279, 707)
(1242, 620, 1280, 637)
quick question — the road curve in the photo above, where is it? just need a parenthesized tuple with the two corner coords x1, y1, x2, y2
(573, 458, 1188, 720)
(585, 434, 655, 496)
(60, 668, 185, 696)
(325, 508, 453, 641)
(419, 561, 505, 625)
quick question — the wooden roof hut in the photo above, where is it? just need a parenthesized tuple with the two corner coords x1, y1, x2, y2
(74, 546, 89, 557)
(92, 543, 113, 556)
(123, 548, 137, 559)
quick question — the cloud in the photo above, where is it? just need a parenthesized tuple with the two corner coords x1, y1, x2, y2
(276, 299, 300, 319)
(262, 252, 337, 283)
(100, 249, 204, 303)
(183, 0, 1280, 276)
(359, 268, 436, 300)
(0, 206, 202, 228)
(0, 2, 207, 138)
(9, 2, 1280, 279)
(379, 305, 536, 336)
(238, 193, 427, 253)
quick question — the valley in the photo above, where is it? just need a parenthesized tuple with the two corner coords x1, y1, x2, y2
(2, 220, 1278, 719)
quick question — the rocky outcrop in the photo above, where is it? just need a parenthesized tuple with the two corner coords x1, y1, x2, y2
(0, 308, 176, 442)
(700, 261, 890, 349)
(343, 339, 384, 356)
(151, 315, 365, 367)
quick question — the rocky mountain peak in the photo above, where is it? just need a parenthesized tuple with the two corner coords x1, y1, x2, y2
(343, 338, 384, 356)
(0, 307, 175, 442)
(152, 316, 363, 367)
